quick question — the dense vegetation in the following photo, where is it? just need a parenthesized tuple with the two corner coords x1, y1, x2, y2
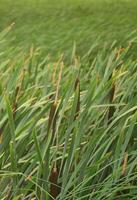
(0, 27, 137, 199)
(0, 0, 137, 199)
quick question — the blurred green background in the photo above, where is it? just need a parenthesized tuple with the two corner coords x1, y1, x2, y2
(0, 0, 137, 56)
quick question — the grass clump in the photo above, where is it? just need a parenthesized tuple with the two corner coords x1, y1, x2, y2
(0, 29, 137, 200)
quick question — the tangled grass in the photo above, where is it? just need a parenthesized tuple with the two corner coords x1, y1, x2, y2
(0, 28, 137, 199)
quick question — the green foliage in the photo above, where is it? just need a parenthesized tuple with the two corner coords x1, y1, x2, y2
(0, 27, 137, 200)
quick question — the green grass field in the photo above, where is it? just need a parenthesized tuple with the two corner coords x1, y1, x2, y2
(1, 1, 137, 199)
(1, 0, 137, 56)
